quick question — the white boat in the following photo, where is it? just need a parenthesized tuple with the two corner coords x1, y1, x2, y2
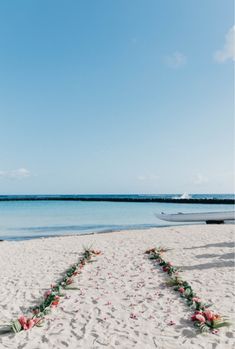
(155, 211, 235, 223)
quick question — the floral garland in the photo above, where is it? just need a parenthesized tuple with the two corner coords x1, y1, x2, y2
(1, 248, 101, 334)
(145, 247, 230, 333)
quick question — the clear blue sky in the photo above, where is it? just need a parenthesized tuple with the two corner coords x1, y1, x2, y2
(0, 0, 234, 194)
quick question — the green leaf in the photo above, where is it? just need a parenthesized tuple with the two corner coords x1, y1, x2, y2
(212, 321, 231, 329)
(200, 324, 209, 333)
(166, 277, 182, 286)
(11, 320, 22, 333)
(43, 309, 51, 315)
(184, 288, 192, 297)
(64, 286, 79, 290)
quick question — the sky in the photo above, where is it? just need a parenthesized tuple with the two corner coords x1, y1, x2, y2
(0, 0, 234, 195)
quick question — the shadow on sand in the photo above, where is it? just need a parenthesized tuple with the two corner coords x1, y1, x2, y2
(184, 241, 234, 250)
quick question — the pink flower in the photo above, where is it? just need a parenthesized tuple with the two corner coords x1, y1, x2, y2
(18, 316, 27, 328)
(204, 310, 214, 321)
(178, 287, 185, 293)
(18, 316, 38, 330)
(27, 319, 35, 330)
(212, 329, 219, 334)
(44, 290, 52, 298)
(168, 262, 173, 267)
(91, 250, 101, 255)
(195, 314, 206, 323)
(130, 313, 137, 320)
(192, 297, 201, 303)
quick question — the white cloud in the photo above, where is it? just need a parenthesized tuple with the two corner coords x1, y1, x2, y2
(214, 26, 235, 63)
(0, 168, 31, 180)
(165, 51, 187, 68)
(193, 173, 208, 185)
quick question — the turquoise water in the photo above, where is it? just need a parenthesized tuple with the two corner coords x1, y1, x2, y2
(0, 200, 233, 240)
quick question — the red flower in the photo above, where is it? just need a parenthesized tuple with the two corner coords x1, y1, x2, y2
(195, 314, 206, 323)
(178, 287, 185, 293)
(191, 311, 202, 321)
(51, 300, 59, 308)
(66, 278, 73, 285)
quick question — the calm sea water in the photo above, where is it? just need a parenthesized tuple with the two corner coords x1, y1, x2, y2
(0, 194, 234, 240)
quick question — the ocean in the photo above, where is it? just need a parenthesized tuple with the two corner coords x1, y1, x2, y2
(0, 194, 234, 240)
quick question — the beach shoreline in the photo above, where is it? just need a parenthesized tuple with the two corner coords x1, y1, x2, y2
(0, 224, 234, 348)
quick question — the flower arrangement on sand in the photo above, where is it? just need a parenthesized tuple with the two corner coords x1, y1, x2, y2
(1, 248, 101, 334)
(145, 247, 230, 333)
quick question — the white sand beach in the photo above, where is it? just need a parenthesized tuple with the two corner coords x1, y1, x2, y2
(0, 224, 234, 349)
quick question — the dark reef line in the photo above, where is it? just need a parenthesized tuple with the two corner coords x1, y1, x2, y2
(0, 196, 234, 204)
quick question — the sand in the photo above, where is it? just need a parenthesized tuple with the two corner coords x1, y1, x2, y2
(0, 224, 234, 349)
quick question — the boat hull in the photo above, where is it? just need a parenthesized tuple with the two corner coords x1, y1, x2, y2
(155, 211, 235, 223)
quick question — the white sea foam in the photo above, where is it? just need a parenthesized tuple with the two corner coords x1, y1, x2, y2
(180, 192, 191, 199)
